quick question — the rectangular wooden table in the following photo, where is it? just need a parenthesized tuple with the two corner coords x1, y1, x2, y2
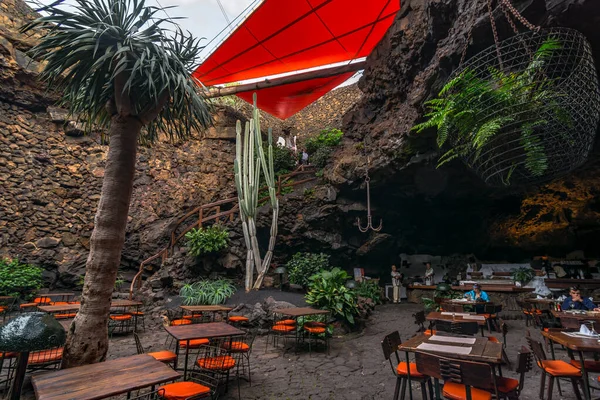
(426, 312, 487, 326)
(551, 310, 600, 321)
(0, 296, 14, 301)
(38, 300, 143, 314)
(399, 333, 502, 400)
(32, 354, 180, 400)
(164, 322, 243, 379)
(180, 305, 232, 321)
(272, 307, 330, 317)
(542, 330, 600, 400)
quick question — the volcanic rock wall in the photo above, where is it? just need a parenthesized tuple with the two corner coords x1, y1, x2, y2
(314, 0, 600, 268)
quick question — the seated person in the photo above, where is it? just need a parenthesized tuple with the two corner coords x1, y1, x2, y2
(562, 286, 600, 311)
(464, 283, 489, 302)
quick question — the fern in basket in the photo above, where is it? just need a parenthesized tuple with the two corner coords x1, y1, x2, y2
(413, 38, 571, 184)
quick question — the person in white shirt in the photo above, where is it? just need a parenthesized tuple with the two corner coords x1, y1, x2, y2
(391, 265, 403, 303)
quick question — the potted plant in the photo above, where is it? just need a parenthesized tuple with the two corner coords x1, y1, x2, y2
(511, 267, 535, 287)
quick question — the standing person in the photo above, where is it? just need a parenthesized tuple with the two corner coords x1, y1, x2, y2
(424, 262, 435, 286)
(562, 286, 599, 311)
(391, 265, 403, 304)
(301, 148, 309, 165)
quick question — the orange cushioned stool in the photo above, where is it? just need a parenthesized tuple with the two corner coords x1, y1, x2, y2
(158, 381, 211, 400)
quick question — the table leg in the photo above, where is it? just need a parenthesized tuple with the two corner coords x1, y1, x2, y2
(183, 340, 190, 380)
(579, 351, 591, 400)
(404, 351, 413, 400)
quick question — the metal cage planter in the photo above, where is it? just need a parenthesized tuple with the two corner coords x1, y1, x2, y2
(446, 28, 599, 186)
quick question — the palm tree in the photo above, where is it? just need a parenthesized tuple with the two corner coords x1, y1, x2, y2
(22, 0, 212, 367)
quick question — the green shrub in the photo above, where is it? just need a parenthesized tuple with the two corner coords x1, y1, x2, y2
(310, 147, 333, 169)
(355, 280, 382, 305)
(185, 225, 229, 257)
(0, 258, 43, 298)
(305, 128, 344, 154)
(286, 252, 332, 287)
(271, 145, 296, 174)
(305, 267, 359, 326)
(179, 279, 237, 305)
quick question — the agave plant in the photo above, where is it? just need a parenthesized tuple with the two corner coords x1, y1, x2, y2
(179, 279, 237, 305)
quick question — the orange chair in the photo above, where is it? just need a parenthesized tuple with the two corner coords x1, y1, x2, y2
(157, 371, 218, 400)
(27, 347, 64, 372)
(227, 315, 249, 327)
(265, 318, 296, 352)
(415, 351, 498, 400)
(526, 336, 583, 400)
(194, 345, 238, 399)
(220, 330, 257, 386)
(381, 331, 433, 400)
(109, 313, 134, 336)
(134, 332, 177, 366)
(495, 347, 533, 399)
(303, 321, 329, 355)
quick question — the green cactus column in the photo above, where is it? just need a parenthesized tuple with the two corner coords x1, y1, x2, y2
(234, 94, 279, 291)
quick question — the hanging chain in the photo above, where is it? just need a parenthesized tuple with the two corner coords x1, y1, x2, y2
(459, 0, 541, 68)
(500, 0, 540, 32)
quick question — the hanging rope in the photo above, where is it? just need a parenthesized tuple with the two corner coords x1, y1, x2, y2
(357, 148, 382, 233)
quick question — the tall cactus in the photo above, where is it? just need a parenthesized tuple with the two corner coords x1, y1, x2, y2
(234, 94, 279, 291)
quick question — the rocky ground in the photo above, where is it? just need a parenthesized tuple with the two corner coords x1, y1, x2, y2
(14, 293, 595, 400)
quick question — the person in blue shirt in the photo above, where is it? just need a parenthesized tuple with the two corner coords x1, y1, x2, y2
(464, 283, 489, 302)
(562, 286, 599, 311)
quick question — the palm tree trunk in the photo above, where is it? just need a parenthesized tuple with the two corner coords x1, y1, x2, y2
(61, 115, 141, 368)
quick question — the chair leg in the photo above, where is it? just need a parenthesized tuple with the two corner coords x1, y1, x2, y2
(427, 379, 434, 400)
(571, 378, 582, 400)
(547, 376, 554, 400)
(556, 376, 562, 396)
(393, 377, 402, 400)
(420, 382, 427, 400)
(399, 376, 407, 400)
(539, 373, 546, 400)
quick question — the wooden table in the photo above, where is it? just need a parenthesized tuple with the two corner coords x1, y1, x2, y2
(426, 311, 488, 336)
(542, 330, 600, 400)
(43, 293, 75, 301)
(164, 322, 243, 379)
(38, 301, 143, 314)
(180, 305, 232, 321)
(0, 296, 14, 301)
(32, 354, 180, 400)
(272, 307, 330, 317)
(443, 299, 493, 307)
(399, 334, 502, 400)
(551, 310, 600, 322)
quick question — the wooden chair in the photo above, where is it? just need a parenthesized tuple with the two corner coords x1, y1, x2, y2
(495, 346, 533, 399)
(516, 300, 539, 327)
(381, 331, 433, 400)
(413, 311, 435, 335)
(487, 319, 512, 370)
(525, 335, 583, 400)
(415, 351, 498, 400)
(134, 332, 177, 366)
(481, 304, 501, 333)
(436, 320, 479, 336)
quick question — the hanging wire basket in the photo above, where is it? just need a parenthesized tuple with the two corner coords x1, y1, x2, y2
(446, 27, 599, 186)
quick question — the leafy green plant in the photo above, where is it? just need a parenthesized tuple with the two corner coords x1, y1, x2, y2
(185, 225, 229, 257)
(0, 258, 43, 298)
(179, 279, 236, 305)
(305, 267, 359, 326)
(310, 147, 333, 169)
(355, 280, 382, 305)
(271, 145, 296, 175)
(412, 38, 570, 184)
(286, 252, 332, 287)
(305, 128, 344, 154)
(511, 267, 535, 285)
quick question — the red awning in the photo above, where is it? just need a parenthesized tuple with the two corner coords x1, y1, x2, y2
(193, 0, 400, 86)
(235, 71, 355, 120)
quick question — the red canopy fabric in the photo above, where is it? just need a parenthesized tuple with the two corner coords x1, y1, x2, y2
(194, 0, 400, 86)
(235, 71, 354, 119)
